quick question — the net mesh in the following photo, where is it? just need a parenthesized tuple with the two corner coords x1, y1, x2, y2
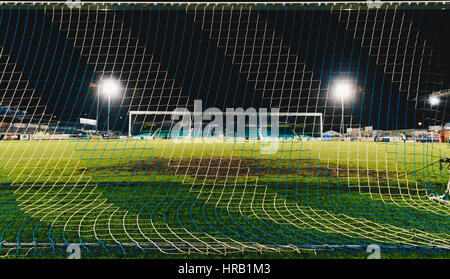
(0, 2, 448, 257)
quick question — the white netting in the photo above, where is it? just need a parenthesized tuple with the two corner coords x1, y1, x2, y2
(0, 2, 448, 257)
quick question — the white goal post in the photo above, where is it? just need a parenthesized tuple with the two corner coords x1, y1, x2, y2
(128, 110, 323, 138)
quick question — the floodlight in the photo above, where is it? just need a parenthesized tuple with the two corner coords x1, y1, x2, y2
(98, 78, 121, 97)
(333, 80, 354, 100)
(331, 79, 355, 137)
(97, 78, 122, 133)
(429, 95, 440, 106)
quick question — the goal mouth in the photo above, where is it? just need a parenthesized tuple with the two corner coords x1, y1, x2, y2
(0, 1, 447, 258)
(128, 110, 323, 141)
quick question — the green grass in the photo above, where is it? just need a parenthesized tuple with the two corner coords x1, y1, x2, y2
(0, 139, 448, 259)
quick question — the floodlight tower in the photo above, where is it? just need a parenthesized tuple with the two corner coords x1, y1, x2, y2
(98, 78, 121, 134)
(332, 79, 354, 136)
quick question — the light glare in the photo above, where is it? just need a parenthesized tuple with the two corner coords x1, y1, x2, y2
(333, 80, 354, 100)
(429, 96, 440, 106)
(99, 78, 121, 97)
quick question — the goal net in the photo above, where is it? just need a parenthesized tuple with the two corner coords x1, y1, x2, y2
(128, 110, 323, 140)
(0, 2, 448, 257)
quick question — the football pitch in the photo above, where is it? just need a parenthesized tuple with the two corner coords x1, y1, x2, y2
(0, 139, 448, 258)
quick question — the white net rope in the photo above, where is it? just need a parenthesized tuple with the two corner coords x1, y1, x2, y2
(0, 2, 448, 257)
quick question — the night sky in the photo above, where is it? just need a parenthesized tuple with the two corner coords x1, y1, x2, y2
(0, 2, 449, 134)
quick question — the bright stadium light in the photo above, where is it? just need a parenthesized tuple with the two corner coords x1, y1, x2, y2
(428, 89, 450, 107)
(98, 78, 121, 134)
(429, 95, 441, 106)
(332, 79, 355, 137)
(333, 80, 353, 100)
(99, 78, 121, 97)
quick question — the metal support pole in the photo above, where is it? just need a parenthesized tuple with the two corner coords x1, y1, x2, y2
(341, 98, 344, 137)
(128, 112, 132, 137)
(96, 94, 99, 133)
(107, 95, 110, 134)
